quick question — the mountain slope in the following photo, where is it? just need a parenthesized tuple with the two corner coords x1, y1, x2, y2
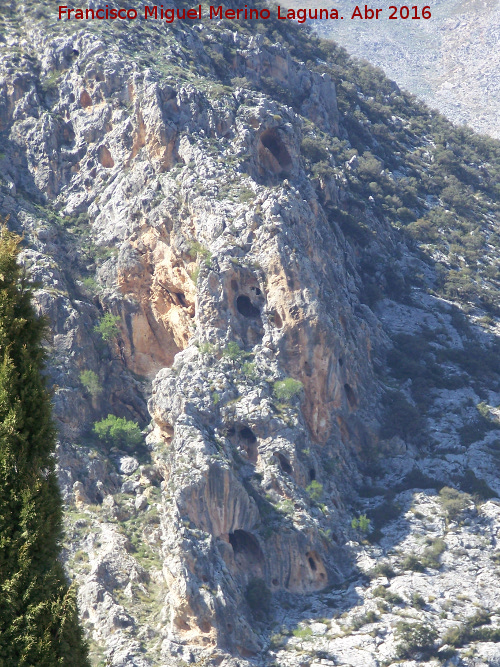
(2, 2, 500, 666)
(301, 0, 500, 138)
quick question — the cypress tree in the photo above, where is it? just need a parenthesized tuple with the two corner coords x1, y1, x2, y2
(0, 226, 90, 666)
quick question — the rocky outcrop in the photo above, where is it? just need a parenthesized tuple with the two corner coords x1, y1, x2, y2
(3, 4, 500, 667)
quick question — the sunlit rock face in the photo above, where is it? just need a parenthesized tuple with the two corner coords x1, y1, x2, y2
(4, 4, 500, 667)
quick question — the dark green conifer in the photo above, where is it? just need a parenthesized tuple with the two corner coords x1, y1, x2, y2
(0, 226, 89, 666)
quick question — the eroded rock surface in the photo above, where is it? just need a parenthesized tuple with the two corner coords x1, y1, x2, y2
(2, 4, 500, 667)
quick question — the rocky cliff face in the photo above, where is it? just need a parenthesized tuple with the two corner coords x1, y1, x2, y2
(3, 3, 500, 667)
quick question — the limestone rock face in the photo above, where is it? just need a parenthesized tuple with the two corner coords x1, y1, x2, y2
(3, 6, 500, 667)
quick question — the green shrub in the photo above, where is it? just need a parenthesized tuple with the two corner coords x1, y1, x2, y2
(441, 609, 493, 647)
(223, 341, 243, 361)
(93, 415, 143, 451)
(301, 136, 329, 163)
(245, 577, 271, 617)
(273, 378, 303, 402)
(242, 361, 257, 380)
(438, 487, 472, 522)
(292, 626, 313, 639)
(80, 370, 102, 399)
(188, 240, 212, 267)
(199, 342, 216, 355)
(421, 537, 446, 568)
(306, 480, 323, 502)
(351, 514, 371, 533)
(395, 622, 437, 660)
(372, 585, 403, 605)
(81, 277, 102, 295)
(411, 593, 426, 609)
(94, 313, 120, 341)
(368, 562, 395, 579)
(401, 554, 425, 572)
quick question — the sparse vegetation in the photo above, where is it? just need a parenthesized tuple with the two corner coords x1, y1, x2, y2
(80, 370, 102, 399)
(94, 313, 120, 342)
(351, 514, 371, 533)
(306, 480, 323, 502)
(245, 577, 271, 617)
(273, 378, 303, 402)
(223, 341, 244, 361)
(93, 415, 143, 452)
(438, 487, 472, 522)
(395, 622, 437, 660)
(188, 240, 212, 267)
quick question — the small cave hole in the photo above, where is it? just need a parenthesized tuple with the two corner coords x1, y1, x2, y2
(308, 557, 317, 571)
(309, 469, 316, 481)
(344, 383, 358, 408)
(227, 623, 233, 632)
(260, 128, 293, 173)
(272, 578, 278, 586)
(175, 292, 187, 307)
(72, 49, 80, 56)
(228, 530, 264, 576)
(229, 530, 261, 556)
(274, 312, 283, 329)
(98, 145, 114, 169)
(68, 92, 75, 104)
(304, 361, 312, 377)
(236, 295, 260, 318)
(274, 452, 292, 475)
(339, 357, 344, 367)
(234, 425, 258, 463)
(240, 427, 256, 443)
(80, 90, 92, 108)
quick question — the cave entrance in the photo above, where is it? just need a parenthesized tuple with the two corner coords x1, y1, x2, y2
(228, 530, 264, 578)
(259, 129, 293, 173)
(274, 452, 293, 475)
(236, 295, 260, 319)
(239, 426, 258, 463)
(305, 550, 327, 587)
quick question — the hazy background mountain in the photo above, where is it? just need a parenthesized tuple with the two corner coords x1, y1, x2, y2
(287, 0, 500, 138)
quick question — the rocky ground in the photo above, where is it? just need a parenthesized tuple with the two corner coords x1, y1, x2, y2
(2, 2, 500, 666)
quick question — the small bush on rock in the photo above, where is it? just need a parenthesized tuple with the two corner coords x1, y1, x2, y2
(306, 480, 323, 502)
(273, 378, 303, 402)
(438, 487, 472, 522)
(351, 514, 371, 533)
(93, 415, 143, 452)
(395, 621, 437, 660)
(245, 577, 271, 617)
(94, 313, 120, 341)
(223, 341, 244, 361)
(80, 370, 102, 399)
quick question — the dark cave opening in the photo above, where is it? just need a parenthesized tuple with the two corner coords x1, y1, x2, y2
(240, 426, 257, 443)
(228, 530, 264, 577)
(260, 129, 293, 172)
(175, 292, 187, 307)
(236, 295, 261, 318)
(344, 383, 358, 408)
(274, 452, 293, 475)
